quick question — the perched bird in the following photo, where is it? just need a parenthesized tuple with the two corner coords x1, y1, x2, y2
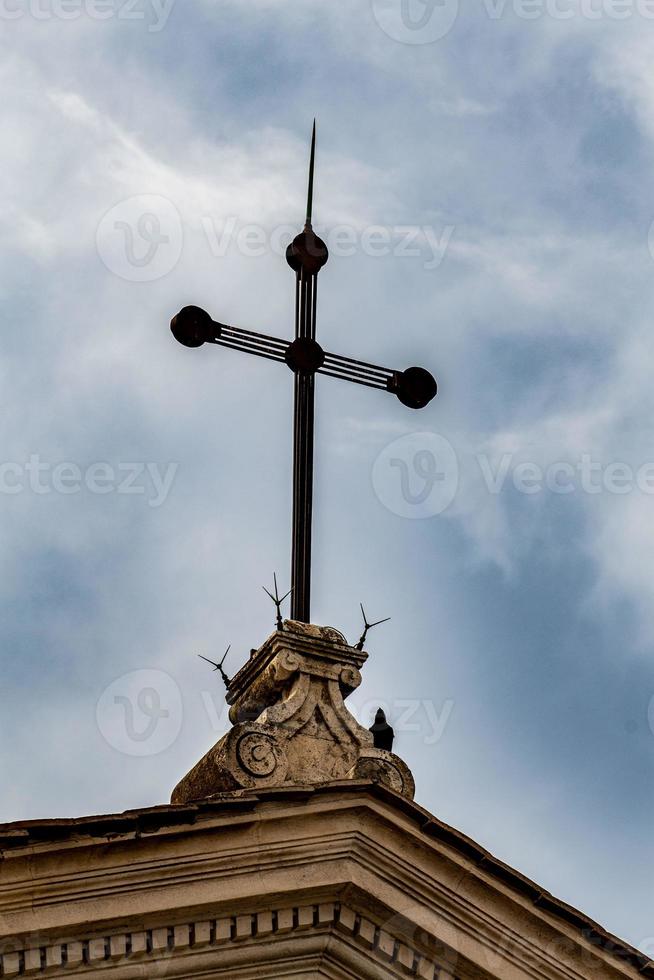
(369, 708, 395, 752)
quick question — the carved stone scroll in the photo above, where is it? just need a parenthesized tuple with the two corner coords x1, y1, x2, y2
(172, 621, 415, 804)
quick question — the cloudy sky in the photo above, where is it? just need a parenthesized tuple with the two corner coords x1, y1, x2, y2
(1, 0, 654, 953)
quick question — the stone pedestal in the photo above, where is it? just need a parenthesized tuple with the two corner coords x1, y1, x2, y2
(172, 620, 415, 803)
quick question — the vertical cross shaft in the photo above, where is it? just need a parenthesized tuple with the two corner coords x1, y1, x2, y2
(291, 270, 317, 622)
(287, 122, 328, 623)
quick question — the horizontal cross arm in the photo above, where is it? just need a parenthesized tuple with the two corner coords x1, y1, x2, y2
(210, 323, 290, 365)
(170, 306, 437, 408)
(320, 351, 394, 391)
(214, 323, 397, 392)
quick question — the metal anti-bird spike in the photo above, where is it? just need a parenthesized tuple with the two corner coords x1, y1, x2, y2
(170, 123, 438, 624)
(356, 604, 391, 651)
(198, 646, 231, 689)
(263, 573, 292, 632)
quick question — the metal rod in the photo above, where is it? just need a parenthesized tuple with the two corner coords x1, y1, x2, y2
(208, 320, 395, 382)
(213, 339, 393, 385)
(209, 320, 400, 389)
(291, 368, 315, 622)
(317, 366, 390, 390)
(218, 333, 288, 353)
(209, 339, 287, 364)
(323, 350, 394, 376)
(222, 327, 288, 349)
(322, 358, 392, 383)
(218, 338, 287, 358)
(295, 276, 300, 337)
(210, 335, 287, 356)
(291, 266, 316, 623)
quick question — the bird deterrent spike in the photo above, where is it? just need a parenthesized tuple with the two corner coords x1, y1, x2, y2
(198, 645, 232, 689)
(263, 573, 293, 631)
(356, 603, 391, 651)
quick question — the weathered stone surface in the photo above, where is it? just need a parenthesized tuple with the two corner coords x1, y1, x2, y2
(172, 620, 415, 803)
(1, 619, 647, 979)
(0, 785, 649, 979)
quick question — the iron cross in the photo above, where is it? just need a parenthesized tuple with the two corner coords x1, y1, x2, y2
(170, 124, 437, 623)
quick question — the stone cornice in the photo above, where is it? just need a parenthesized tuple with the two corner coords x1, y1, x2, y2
(0, 901, 452, 980)
(0, 784, 649, 980)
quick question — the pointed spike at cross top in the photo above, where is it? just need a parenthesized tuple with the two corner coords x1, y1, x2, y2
(306, 119, 316, 227)
(170, 123, 438, 624)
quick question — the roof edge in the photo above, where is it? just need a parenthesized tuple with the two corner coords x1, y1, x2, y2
(1, 781, 650, 977)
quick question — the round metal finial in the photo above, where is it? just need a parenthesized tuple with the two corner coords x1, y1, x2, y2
(171, 306, 213, 348)
(395, 367, 438, 409)
(285, 337, 326, 374)
(286, 228, 329, 275)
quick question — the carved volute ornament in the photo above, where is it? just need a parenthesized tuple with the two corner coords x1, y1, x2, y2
(172, 621, 415, 803)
